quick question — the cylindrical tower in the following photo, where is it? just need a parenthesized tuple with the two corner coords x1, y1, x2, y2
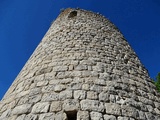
(0, 8, 160, 120)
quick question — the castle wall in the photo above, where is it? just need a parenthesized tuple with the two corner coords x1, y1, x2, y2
(0, 8, 160, 120)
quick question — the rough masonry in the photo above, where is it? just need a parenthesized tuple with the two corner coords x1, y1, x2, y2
(0, 8, 160, 120)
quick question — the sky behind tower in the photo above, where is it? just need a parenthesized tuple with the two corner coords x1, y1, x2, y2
(0, 0, 160, 99)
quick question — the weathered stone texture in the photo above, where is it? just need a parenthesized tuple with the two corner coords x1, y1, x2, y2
(0, 8, 160, 120)
(77, 110, 90, 120)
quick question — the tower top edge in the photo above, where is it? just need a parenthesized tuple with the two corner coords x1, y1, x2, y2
(56, 7, 105, 20)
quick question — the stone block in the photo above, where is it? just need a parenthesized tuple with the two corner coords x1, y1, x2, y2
(24, 71, 35, 79)
(60, 78, 73, 84)
(91, 71, 99, 77)
(50, 101, 62, 112)
(90, 84, 103, 93)
(138, 102, 148, 112)
(87, 91, 98, 100)
(42, 85, 55, 93)
(63, 99, 79, 112)
(53, 66, 68, 72)
(16, 90, 29, 98)
(138, 110, 146, 120)
(35, 66, 52, 75)
(39, 113, 55, 120)
(12, 104, 32, 115)
(59, 90, 72, 100)
(24, 114, 38, 120)
(154, 108, 160, 115)
(146, 105, 154, 113)
(88, 66, 92, 71)
(32, 102, 50, 113)
(99, 73, 110, 79)
(0, 103, 8, 113)
(28, 94, 42, 104)
(16, 114, 26, 120)
(0, 109, 11, 119)
(54, 84, 66, 92)
(105, 103, 121, 116)
(80, 60, 96, 65)
(82, 84, 90, 90)
(69, 82, 82, 90)
(29, 88, 41, 96)
(6, 115, 17, 120)
(145, 112, 157, 120)
(117, 116, 129, 120)
(90, 111, 103, 120)
(129, 118, 135, 120)
(77, 111, 89, 120)
(42, 92, 59, 102)
(75, 64, 88, 70)
(154, 102, 160, 110)
(68, 64, 74, 71)
(103, 114, 116, 120)
(109, 94, 116, 103)
(99, 92, 109, 102)
(94, 79, 106, 86)
(36, 81, 48, 87)
(138, 96, 154, 107)
(80, 100, 104, 112)
(121, 105, 138, 118)
(74, 90, 86, 100)
(17, 96, 29, 105)
(70, 71, 82, 77)
(56, 72, 66, 79)
(82, 71, 91, 77)
(55, 112, 67, 120)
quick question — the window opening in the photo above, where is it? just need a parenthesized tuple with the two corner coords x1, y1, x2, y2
(68, 11, 77, 18)
(66, 111, 77, 120)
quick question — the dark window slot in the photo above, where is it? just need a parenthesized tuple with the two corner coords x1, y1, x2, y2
(68, 11, 77, 18)
(66, 111, 77, 120)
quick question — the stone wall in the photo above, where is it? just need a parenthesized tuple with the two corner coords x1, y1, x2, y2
(0, 8, 160, 120)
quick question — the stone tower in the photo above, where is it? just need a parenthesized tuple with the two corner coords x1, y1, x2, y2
(0, 8, 160, 120)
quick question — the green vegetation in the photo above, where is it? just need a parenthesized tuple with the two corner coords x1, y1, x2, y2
(153, 73, 160, 92)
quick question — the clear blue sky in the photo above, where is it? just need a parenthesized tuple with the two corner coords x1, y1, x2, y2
(0, 0, 160, 99)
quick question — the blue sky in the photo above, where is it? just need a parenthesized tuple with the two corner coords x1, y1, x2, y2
(0, 0, 160, 99)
